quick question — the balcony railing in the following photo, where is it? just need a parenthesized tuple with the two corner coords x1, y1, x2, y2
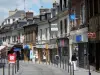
(71, 24, 87, 31)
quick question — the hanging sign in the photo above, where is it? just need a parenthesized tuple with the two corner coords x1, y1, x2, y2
(88, 32, 96, 39)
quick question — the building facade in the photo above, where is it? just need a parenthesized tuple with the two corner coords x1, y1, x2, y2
(86, 0, 100, 71)
(69, 0, 88, 68)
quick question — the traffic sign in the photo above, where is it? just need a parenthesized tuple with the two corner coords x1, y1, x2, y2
(8, 53, 16, 64)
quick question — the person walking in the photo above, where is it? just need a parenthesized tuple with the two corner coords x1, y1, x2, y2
(71, 53, 77, 70)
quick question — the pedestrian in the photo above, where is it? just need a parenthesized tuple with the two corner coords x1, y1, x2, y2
(71, 53, 77, 70)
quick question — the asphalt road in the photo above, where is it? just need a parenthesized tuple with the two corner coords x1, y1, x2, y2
(17, 62, 69, 75)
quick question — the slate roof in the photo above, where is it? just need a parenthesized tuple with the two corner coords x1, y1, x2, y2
(7, 10, 25, 19)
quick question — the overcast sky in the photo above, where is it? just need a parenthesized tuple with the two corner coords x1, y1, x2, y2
(0, 0, 59, 24)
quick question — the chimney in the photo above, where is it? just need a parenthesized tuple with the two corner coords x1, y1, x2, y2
(53, 1, 58, 8)
(9, 9, 17, 16)
(26, 12, 34, 19)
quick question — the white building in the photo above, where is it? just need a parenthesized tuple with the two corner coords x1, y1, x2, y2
(0, 10, 26, 47)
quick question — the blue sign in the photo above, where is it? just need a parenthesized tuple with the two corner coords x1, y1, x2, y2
(14, 48, 21, 51)
(70, 14, 76, 20)
(76, 35, 82, 42)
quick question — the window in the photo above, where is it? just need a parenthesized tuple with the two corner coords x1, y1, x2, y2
(45, 28, 48, 40)
(99, 0, 100, 13)
(89, 0, 93, 17)
(64, 0, 66, 8)
(60, 20, 63, 34)
(8, 19, 10, 24)
(81, 4, 85, 24)
(41, 16, 45, 20)
(26, 33, 28, 42)
(40, 29, 42, 40)
(28, 32, 30, 42)
(19, 18, 21, 20)
(94, 0, 98, 15)
(13, 19, 15, 22)
(60, 0, 62, 10)
(31, 31, 33, 42)
(64, 19, 67, 33)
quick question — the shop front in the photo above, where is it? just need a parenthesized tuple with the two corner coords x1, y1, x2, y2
(57, 38, 69, 62)
(36, 44, 47, 63)
(49, 44, 58, 63)
(71, 32, 88, 68)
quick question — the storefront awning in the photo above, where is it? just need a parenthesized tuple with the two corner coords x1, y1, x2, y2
(0, 46, 6, 51)
(14, 48, 21, 51)
(23, 45, 30, 50)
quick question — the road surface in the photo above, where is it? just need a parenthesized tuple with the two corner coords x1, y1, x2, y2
(17, 61, 69, 75)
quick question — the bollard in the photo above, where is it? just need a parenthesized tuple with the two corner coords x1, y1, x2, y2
(65, 60, 66, 70)
(12, 64, 14, 75)
(8, 64, 10, 75)
(15, 62, 16, 74)
(70, 64, 72, 75)
(63, 59, 64, 69)
(18, 60, 19, 70)
(60, 59, 61, 68)
(72, 62, 74, 75)
(3, 64, 5, 75)
(17, 60, 18, 72)
(68, 61, 69, 73)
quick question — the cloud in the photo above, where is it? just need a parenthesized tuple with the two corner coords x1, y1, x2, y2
(42, 0, 59, 3)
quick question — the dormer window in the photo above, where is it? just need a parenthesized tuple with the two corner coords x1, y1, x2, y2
(19, 18, 21, 20)
(13, 19, 15, 22)
(8, 19, 10, 24)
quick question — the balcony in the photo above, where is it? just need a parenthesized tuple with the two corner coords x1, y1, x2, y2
(57, 33, 70, 39)
(71, 24, 87, 31)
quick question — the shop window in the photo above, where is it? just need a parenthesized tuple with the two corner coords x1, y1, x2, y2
(62, 47, 68, 56)
(40, 29, 42, 40)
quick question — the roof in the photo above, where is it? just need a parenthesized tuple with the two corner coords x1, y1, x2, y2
(7, 10, 25, 19)
(0, 46, 6, 51)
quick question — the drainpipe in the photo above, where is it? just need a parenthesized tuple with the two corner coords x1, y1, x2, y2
(48, 20, 51, 64)
(68, 0, 72, 64)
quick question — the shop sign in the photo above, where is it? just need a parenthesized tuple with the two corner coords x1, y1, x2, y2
(8, 53, 16, 64)
(36, 45, 45, 48)
(88, 32, 96, 39)
(76, 35, 82, 42)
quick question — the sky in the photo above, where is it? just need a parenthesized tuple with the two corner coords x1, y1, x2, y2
(0, 0, 59, 24)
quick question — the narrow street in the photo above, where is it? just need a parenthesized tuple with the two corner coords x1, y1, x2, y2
(17, 61, 68, 75)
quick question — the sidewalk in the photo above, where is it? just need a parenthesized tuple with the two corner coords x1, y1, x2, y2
(74, 67, 100, 75)
(0, 58, 20, 75)
(35, 61, 100, 75)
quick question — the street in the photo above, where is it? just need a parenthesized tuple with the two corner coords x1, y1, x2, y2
(17, 61, 68, 75)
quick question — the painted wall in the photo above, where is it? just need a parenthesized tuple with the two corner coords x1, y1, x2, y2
(38, 22, 50, 44)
